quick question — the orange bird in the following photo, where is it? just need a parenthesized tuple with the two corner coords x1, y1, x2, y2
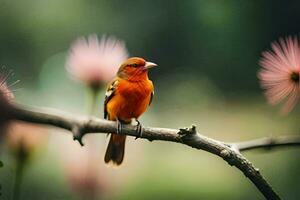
(104, 57, 156, 165)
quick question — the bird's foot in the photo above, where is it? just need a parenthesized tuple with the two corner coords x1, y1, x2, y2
(116, 119, 123, 134)
(135, 119, 143, 140)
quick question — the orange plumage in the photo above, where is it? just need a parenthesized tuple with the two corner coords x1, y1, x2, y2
(104, 57, 156, 165)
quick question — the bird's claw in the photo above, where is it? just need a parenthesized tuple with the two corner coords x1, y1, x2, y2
(135, 119, 143, 140)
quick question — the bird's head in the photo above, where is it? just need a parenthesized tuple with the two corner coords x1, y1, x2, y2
(117, 57, 157, 81)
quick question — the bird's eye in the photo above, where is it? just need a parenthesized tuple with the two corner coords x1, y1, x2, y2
(131, 64, 138, 68)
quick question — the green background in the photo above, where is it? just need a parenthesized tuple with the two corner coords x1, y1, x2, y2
(0, 0, 299, 199)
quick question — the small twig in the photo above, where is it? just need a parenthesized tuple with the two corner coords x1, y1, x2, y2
(5, 103, 287, 200)
(232, 135, 300, 152)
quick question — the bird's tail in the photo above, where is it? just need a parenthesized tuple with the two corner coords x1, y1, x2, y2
(104, 134, 126, 165)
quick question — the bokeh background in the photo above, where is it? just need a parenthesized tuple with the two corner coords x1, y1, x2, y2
(0, 0, 300, 199)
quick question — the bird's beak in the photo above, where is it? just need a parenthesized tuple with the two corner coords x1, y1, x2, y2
(144, 61, 157, 70)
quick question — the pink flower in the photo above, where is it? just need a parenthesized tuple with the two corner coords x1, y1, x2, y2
(258, 36, 300, 114)
(60, 140, 110, 199)
(66, 155, 108, 199)
(66, 34, 129, 88)
(0, 70, 15, 126)
(0, 71, 14, 103)
(6, 122, 48, 156)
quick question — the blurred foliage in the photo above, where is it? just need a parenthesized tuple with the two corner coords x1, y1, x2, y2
(0, 0, 300, 200)
(1, 0, 300, 93)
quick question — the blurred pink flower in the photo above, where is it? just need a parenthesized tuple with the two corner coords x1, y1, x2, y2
(1, 69, 46, 155)
(66, 34, 129, 88)
(66, 154, 108, 199)
(0, 72, 14, 103)
(56, 134, 144, 199)
(0, 71, 15, 126)
(258, 36, 300, 114)
(6, 122, 48, 157)
(60, 139, 110, 199)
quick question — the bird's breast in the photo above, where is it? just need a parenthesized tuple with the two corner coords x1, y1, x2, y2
(107, 79, 153, 120)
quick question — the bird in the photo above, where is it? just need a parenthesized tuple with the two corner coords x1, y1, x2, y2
(104, 57, 157, 165)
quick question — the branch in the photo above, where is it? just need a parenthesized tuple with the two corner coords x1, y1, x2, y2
(7, 104, 283, 200)
(232, 136, 300, 152)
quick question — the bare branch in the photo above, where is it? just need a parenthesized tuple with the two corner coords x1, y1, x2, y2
(7, 104, 283, 200)
(232, 135, 300, 152)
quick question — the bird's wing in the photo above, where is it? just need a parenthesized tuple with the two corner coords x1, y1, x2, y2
(149, 91, 154, 106)
(104, 79, 119, 119)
